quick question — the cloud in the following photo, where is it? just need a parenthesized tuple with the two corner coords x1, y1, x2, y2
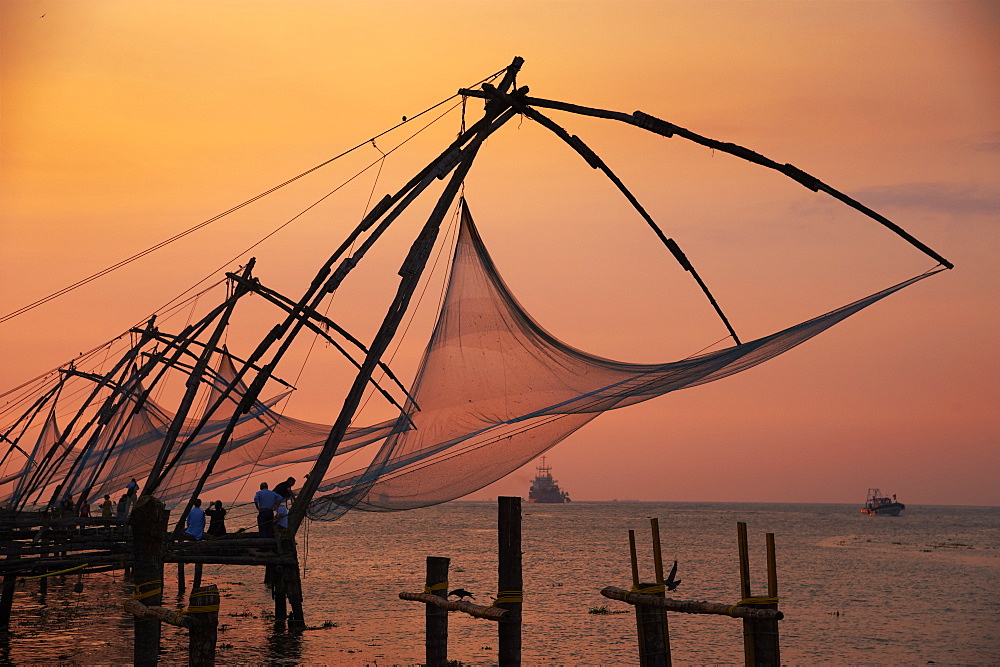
(851, 182, 1000, 216)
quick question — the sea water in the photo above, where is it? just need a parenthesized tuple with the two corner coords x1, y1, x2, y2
(2, 502, 998, 664)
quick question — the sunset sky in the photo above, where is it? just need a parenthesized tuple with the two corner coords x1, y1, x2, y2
(2, 1, 997, 506)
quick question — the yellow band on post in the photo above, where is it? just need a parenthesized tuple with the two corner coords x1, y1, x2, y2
(630, 584, 666, 594)
(423, 581, 448, 593)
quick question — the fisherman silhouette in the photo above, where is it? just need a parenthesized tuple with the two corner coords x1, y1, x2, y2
(448, 588, 474, 600)
(665, 560, 681, 591)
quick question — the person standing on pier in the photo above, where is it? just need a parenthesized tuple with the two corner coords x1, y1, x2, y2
(205, 500, 228, 537)
(184, 498, 206, 541)
(253, 482, 281, 537)
(100, 494, 113, 518)
(125, 477, 139, 514)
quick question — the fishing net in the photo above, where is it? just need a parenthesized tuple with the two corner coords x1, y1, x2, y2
(306, 203, 938, 519)
(1, 201, 937, 519)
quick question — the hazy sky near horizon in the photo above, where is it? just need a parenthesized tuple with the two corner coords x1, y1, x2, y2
(1, 1, 997, 506)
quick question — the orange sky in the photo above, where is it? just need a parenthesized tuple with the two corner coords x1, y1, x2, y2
(2, 1, 998, 506)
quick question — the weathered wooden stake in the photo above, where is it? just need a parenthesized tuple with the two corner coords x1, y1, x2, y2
(192, 562, 203, 590)
(131, 496, 168, 667)
(634, 581, 669, 667)
(754, 533, 781, 665)
(736, 522, 780, 666)
(0, 573, 16, 632)
(628, 530, 647, 655)
(649, 518, 673, 666)
(177, 562, 186, 595)
(425, 556, 450, 667)
(737, 521, 753, 665)
(497, 496, 522, 666)
(187, 584, 219, 667)
(272, 565, 288, 625)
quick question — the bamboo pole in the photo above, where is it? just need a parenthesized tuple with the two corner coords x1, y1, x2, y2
(600, 587, 784, 621)
(398, 592, 510, 622)
(425, 556, 450, 666)
(628, 529, 647, 658)
(457, 88, 952, 269)
(288, 75, 523, 536)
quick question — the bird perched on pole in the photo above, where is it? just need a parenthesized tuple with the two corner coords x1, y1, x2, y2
(448, 588, 474, 600)
(665, 560, 681, 591)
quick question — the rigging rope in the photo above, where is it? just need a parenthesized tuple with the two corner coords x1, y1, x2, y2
(0, 68, 508, 326)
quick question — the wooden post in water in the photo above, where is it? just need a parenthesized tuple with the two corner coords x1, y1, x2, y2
(497, 496, 522, 666)
(649, 518, 673, 666)
(192, 562, 203, 590)
(187, 584, 219, 667)
(425, 556, 450, 667)
(736, 522, 781, 666)
(737, 521, 753, 665)
(272, 565, 288, 626)
(0, 572, 16, 632)
(276, 530, 305, 629)
(628, 530, 646, 655)
(177, 562, 186, 595)
(131, 496, 168, 667)
(634, 581, 668, 666)
(755, 533, 781, 665)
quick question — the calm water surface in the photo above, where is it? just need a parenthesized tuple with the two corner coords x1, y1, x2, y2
(2, 502, 998, 664)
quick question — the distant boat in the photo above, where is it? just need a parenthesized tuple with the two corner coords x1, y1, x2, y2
(860, 488, 905, 516)
(528, 457, 570, 504)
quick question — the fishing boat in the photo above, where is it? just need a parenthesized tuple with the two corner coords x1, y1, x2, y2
(528, 457, 570, 504)
(860, 488, 905, 516)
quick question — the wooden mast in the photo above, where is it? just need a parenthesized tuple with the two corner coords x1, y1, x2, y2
(458, 87, 954, 271)
(287, 58, 525, 535)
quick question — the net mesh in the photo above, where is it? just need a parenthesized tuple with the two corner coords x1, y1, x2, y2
(0, 201, 938, 520)
(305, 203, 938, 518)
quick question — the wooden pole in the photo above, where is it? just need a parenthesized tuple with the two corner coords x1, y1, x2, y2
(187, 584, 219, 667)
(425, 556, 450, 667)
(287, 76, 523, 536)
(272, 565, 288, 626)
(600, 588, 783, 620)
(177, 562, 186, 596)
(497, 496, 522, 666)
(634, 581, 668, 667)
(650, 519, 672, 666)
(192, 562, 203, 590)
(751, 533, 781, 666)
(457, 88, 952, 269)
(628, 529, 647, 657)
(0, 572, 16, 632)
(131, 496, 168, 667)
(736, 521, 753, 666)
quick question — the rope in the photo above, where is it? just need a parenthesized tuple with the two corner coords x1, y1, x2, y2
(24, 562, 89, 580)
(423, 581, 448, 593)
(630, 584, 665, 594)
(490, 590, 523, 605)
(0, 66, 507, 326)
(130, 579, 163, 600)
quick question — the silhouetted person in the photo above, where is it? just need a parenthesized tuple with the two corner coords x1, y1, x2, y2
(205, 500, 227, 537)
(100, 494, 114, 519)
(185, 498, 205, 541)
(273, 477, 296, 504)
(449, 588, 474, 600)
(254, 482, 281, 537)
